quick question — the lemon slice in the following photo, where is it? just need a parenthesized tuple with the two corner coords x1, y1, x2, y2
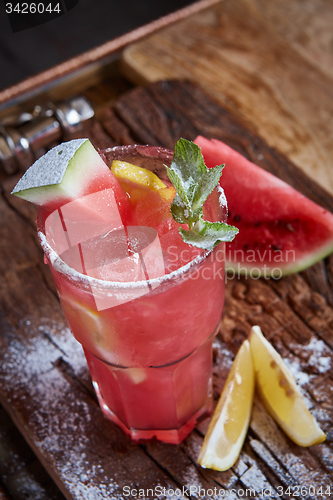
(111, 160, 166, 191)
(250, 325, 326, 447)
(198, 340, 254, 471)
(60, 296, 115, 351)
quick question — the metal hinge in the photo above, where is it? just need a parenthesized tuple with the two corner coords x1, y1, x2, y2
(0, 96, 94, 175)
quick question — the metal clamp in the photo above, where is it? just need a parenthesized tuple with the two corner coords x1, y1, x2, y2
(0, 96, 94, 175)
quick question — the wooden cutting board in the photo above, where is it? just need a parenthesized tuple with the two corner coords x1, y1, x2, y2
(121, 0, 333, 197)
(1, 80, 333, 499)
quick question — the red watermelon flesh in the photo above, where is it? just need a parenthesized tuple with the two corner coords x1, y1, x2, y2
(194, 136, 333, 276)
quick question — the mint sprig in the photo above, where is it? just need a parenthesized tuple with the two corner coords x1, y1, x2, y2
(166, 138, 239, 250)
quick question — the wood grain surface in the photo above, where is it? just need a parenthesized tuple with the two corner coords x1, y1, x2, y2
(121, 0, 333, 196)
(1, 80, 333, 499)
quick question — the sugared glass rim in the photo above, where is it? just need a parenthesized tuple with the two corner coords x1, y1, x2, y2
(36, 144, 217, 291)
(37, 227, 211, 290)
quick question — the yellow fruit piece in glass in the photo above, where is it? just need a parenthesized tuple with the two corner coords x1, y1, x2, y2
(250, 325, 326, 447)
(111, 160, 166, 204)
(198, 340, 254, 471)
(61, 296, 116, 354)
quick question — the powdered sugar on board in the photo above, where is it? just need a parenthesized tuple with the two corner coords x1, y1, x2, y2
(0, 313, 189, 500)
(250, 399, 332, 497)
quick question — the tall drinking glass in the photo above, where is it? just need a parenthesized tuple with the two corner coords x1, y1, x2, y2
(37, 145, 226, 444)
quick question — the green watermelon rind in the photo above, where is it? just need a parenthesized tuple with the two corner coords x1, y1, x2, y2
(226, 239, 333, 278)
(12, 139, 103, 206)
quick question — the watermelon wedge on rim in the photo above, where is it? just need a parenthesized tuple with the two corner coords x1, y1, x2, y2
(194, 136, 333, 276)
(11, 138, 131, 225)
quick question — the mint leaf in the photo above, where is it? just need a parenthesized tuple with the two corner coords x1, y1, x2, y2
(179, 221, 239, 250)
(166, 138, 239, 250)
(170, 194, 191, 225)
(169, 138, 207, 190)
(191, 163, 224, 219)
(165, 167, 191, 208)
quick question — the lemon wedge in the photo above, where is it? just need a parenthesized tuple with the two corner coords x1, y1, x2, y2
(111, 160, 166, 191)
(198, 340, 254, 471)
(250, 325, 326, 447)
(60, 296, 115, 350)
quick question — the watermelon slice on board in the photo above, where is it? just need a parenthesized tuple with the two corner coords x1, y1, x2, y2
(194, 136, 333, 277)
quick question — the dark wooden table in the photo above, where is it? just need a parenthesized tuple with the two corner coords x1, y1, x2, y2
(1, 2, 333, 499)
(1, 79, 333, 500)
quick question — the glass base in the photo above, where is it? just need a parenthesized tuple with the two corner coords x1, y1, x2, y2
(95, 380, 212, 444)
(84, 331, 216, 444)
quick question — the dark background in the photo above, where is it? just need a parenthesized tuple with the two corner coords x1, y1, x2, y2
(0, 0, 194, 91)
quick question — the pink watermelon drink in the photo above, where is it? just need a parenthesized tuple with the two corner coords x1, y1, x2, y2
(36, 145, 226, 443)
(14, 139, 237, 444)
